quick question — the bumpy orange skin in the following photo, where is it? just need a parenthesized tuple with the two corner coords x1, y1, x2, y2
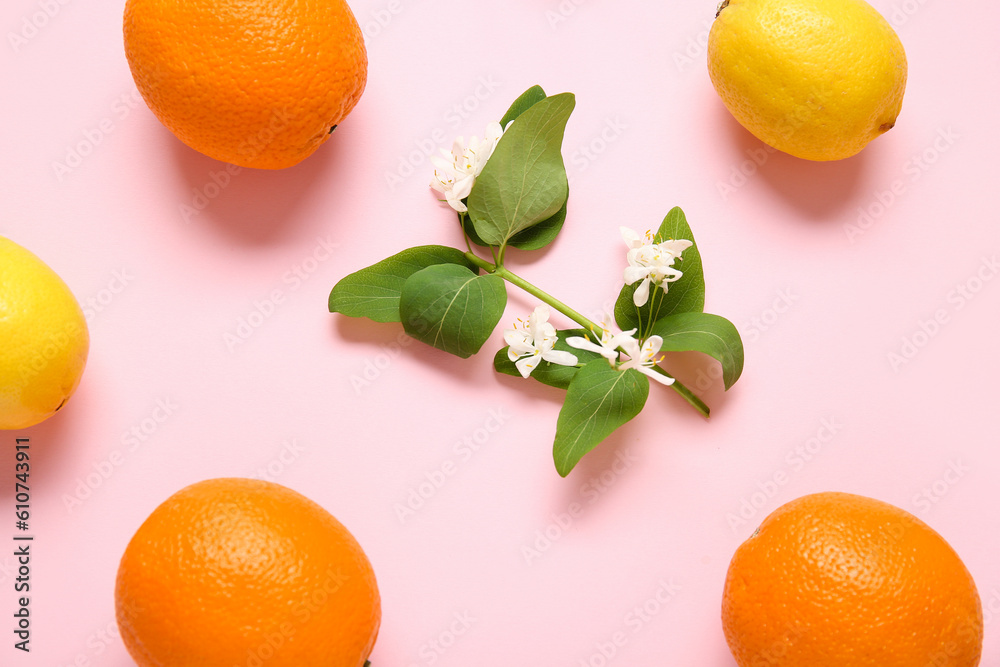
(722, 492, 982, 667)
(115, 478, 380, 667)
(123, 0, 367, 169)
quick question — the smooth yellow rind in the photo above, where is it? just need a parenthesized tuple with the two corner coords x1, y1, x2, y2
(708, 0, 907, 161)
(0, 237, 90, 429)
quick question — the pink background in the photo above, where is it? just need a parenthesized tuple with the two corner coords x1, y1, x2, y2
(3, 0, 1000, 664)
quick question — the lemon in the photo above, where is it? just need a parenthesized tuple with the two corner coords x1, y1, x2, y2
(708, 0, 907, 161)
(1, 237, 90, 429)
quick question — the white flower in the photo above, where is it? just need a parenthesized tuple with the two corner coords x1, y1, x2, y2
(621, 227, 693, 307)
(503, 305, 578, 378)
(430, 121, 505, 213)
(566, 322, 637, 365)
(568, 322, 674, 385)
(617, 335, 675, 386)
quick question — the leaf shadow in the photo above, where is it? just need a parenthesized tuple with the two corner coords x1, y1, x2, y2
(329, 316, 482, 389)
(715, 104, 872, 222)
(661, 350, 736, 418)
(490, 369, 567, 408)
(551, 417, 644, 513)
(501, 240, 560, 268)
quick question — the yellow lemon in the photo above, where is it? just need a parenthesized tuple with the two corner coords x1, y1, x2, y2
(708, 0, 907, 161)
(1, 237, 89, 429)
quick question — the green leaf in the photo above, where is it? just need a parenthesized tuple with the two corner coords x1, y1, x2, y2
(464, 85, 553, 249)
(506, 197, 567, 251)
(400, 264, 507, 359)
(465, 196, 568, 252)
(553, 361, 649, 477)
(500, 85, 548, 128)
(493, 328, 605, 390)
(614, 206, 706, 333)
(329, 246, 476, 323)
(649, 312, 744, 390)
(461, 214, 490, 248)
(467, 93, 575, 248)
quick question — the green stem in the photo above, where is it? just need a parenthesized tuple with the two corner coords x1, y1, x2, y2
(500, 268, 600, 333)
(464, 252, 600, 331)
(652, 366, 711, 417)
(642, 287, 660, 340)
(464, 251, 711, 419)
(458, 213, 474, 254)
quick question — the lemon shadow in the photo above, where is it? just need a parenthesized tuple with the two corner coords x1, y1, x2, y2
(169, 126, 347, 245)
(1, 388, 79, 501)
(716, 103, 872, 222)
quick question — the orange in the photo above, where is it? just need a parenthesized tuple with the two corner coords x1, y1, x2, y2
(722, 492, 982, 667)
(123, 0, 367, 169)
(115, 478, 380, 667)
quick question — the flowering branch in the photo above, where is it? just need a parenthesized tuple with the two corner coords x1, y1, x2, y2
(462, 251, 710, 417)
(329, 85, 742, 475)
